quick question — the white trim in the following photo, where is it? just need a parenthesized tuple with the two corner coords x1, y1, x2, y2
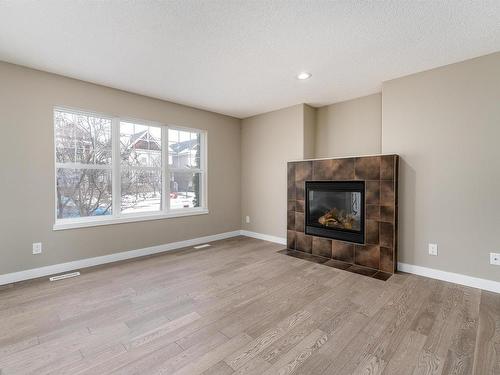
(240, 230, 287, 245)
(239, 231, 500, 294)
(111, 117, 121, 215)
(0, 230, 241, 286)
(54, 106, 114, 120)
(53, 208, 209, 230)
(49, 272, 80, 282)
(4, 229, 498, 294)
(162, 126, 169, 211)
(201, 131, 208, 208)
(55, 163, 112, 170)
(398, 262, 500, 294)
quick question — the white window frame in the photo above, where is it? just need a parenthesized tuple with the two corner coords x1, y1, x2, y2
(53, 107, 208, 231)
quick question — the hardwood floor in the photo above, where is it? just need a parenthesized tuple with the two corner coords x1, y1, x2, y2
(0, 236, 498, 374)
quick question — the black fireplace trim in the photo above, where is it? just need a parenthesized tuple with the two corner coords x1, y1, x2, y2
(305, 180, 365, 244)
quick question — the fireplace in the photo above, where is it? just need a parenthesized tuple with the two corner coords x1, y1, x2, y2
(305, 181, 365, 244)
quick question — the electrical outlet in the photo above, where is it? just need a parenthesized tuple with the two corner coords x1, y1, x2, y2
(245, 216, 250, 224)
(32, 242, 42, 255)
(428, 243, 438, 256)
(490, 252, 500, 266)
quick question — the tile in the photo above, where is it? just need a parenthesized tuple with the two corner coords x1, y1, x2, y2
(287, 200, 296, 212)
(366, 205, 380, 220)
(296, 199, 305, 213)
(355, 244, 380, 269)
(295, 161, 312, 201)
(380, 205, 394, 223)
(372, 271, 392, 281)
(281, 249, 328, 264)
(365, 219, 379, 245)
(331, 159, 355, 180)
(346, 264, 377, 277)
(380, 246, 394, 273)
(380, 155, 395, 180)
(332, 241, 354, 263)
(379, 222, 394, 248)
(312, 160, 333, 180)
(305, 254, 330, 264)
(380, 180, 395, 205)
(312, 237, 332, 258)
(355, 156, 380, 180)
(280, 249, 304, 258)
(295, 212, 305, 232)
(295, 161, 312, 182)
(287, 230, 296, 250)
(287, 163, 296, 200)
(324, 259, 351, 270)
(296, 180, 305, 201)
(287, 210, 295, 230)
(296, 232, 312, 253)
(366, 181, 380, 205)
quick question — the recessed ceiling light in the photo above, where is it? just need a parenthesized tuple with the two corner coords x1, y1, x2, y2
(296, 72, 312, 80)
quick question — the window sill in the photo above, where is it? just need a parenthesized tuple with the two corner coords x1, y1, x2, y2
(53, 208, 209, 231)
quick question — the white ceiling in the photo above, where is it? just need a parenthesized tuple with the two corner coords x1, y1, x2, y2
(1, 1, 500, 119)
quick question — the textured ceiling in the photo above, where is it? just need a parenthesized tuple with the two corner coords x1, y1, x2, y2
(1, 1, 500, 118)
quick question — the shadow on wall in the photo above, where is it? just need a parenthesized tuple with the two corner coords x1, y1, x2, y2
(398, 158, 416, 265)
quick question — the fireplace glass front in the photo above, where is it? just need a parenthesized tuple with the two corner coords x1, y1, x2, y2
(305, 181, 365, 244)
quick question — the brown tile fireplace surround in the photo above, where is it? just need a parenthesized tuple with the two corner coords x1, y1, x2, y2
(286, 155, 399, 276)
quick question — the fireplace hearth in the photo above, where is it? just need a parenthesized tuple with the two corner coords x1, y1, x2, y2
(305, 181, 365, 244)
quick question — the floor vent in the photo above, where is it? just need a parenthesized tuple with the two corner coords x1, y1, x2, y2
(193, 244, 211, 249)
(49, 272, 81, 282)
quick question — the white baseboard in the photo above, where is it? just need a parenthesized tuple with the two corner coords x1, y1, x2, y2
(3, 230, 497, 294)
(0, 230, 241, 286)
(240, 230, 287, 245)
(398, 262, 500, 294)
(239, 231, 500, 294)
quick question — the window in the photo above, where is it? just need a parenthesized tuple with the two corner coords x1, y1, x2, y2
(168, 128, 202, 209)
(120, 122, 162, 214)
(54, 108, 207, 230)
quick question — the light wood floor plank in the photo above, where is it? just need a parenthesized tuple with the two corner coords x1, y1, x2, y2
(0, 236, 498, 375)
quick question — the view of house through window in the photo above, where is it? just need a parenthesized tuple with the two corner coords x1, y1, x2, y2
(120, 122, 162, 213)
(168, 129, 202, 209)
(54, 108, 206, 225)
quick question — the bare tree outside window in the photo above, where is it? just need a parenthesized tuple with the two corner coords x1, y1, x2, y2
(55, 111, 113, 219)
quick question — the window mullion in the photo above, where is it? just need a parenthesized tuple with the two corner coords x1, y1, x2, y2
(201, 131, 207, 209)
(162, 126, 170, 212)
(169, 168, 204, 173)
(112, 118, 121, 217)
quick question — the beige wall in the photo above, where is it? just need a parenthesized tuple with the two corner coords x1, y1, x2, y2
(315, 93, 382, 158)
(382, 52, 500, 282)
(3, 51, 500, 284)
(0, 62, 241, 275)
(241, 104, 305, 238)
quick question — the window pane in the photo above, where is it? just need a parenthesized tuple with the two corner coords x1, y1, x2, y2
(55, 110, 112, 164)
(120, 122, 162, 168)
(121, 169, 162, 213)
(169, 172, 201, 209)
(168, 129, 200, 169)
(56, 168, 112, 219)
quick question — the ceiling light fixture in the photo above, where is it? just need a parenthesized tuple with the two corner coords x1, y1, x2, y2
(296, 72, 312, 80)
